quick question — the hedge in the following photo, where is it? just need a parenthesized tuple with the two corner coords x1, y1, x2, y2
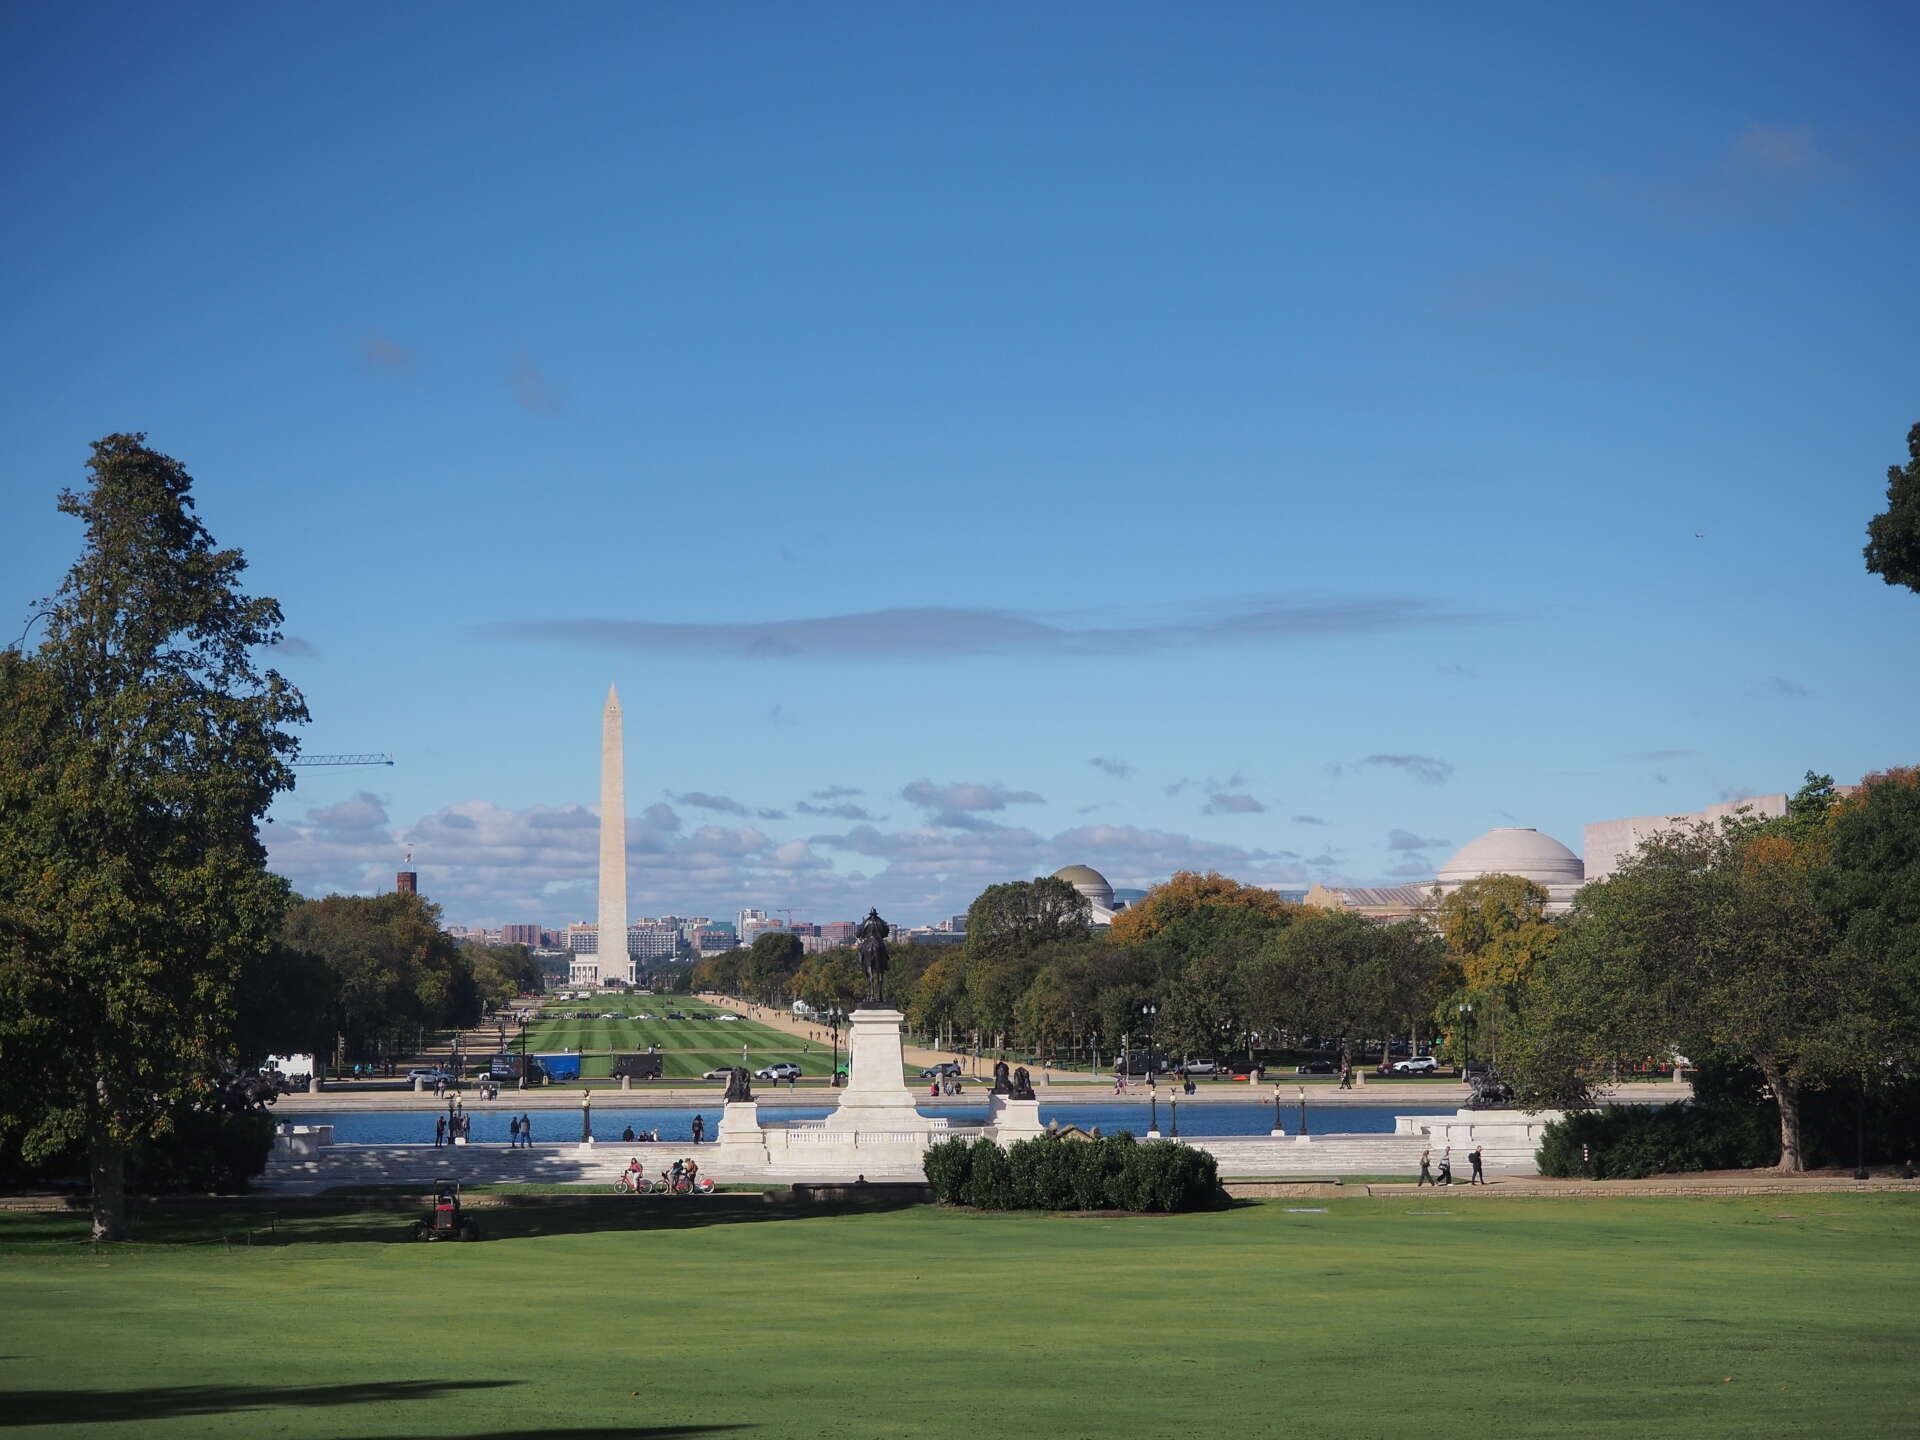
(1536, 1102, 1777, 1179)
(924, 1133, 1219, 1212)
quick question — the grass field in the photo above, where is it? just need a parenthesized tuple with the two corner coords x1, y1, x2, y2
(521, 1004, 840, 1080)
(3, 1195, 1915, 1438)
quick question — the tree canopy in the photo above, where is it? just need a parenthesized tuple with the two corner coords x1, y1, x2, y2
(1864, 421, 1920, 594)
(0, 435, 306, 1238)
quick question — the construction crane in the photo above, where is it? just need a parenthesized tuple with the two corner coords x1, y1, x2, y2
(291, 753, 395, 768)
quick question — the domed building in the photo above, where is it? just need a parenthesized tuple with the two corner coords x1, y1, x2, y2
(1434, 827, 1584, 912)
(1302, 826, 1586, 920)
(1052, 864, 1125, 926)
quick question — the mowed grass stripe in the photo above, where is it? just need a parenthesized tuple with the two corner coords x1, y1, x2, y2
(1, 1196, 1915, 1438)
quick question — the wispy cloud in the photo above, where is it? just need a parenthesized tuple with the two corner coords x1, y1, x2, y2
(362, 332, 414, 376)
(1436, 662, 1477, 679)
(1089, 756, 1134, 779)
(670, 790, 786, 821)
(478, 595, 1474, 662)
(510, 348, 564, 416)
(1387, 828, 1450, 851)
(1204, 793, 1268, 815)
(811, 786, 862, 801)
(1385, 857, 1436, 878)
(795, 800, 878, 822)
(1359, 753, 1455, 786)
(1291, 814, 1332, 826)
(1753, 676, 1812, 699)
(901, 780, 1044, 830)
(1732, 124, 1818, 177)
(1622, 748, 1693, 761)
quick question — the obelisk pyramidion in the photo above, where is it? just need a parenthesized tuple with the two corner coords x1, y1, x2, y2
(597, 684, 631, 984)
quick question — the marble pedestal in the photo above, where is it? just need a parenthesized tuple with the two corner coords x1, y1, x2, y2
(987, 1095, 1043, 1142)
(822, 1008, 921, 1128)
(719, 1099, 769, 1164)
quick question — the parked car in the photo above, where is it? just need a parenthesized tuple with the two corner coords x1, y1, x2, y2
(702, 1067, 737, 1081)
(1390, 1056, 1440, 1074)
(665, 1012, 687, 1020)
(1177, 1059, 1220, 1075)
(755, 1061, 802, 1082)
(1295, 1059, 1339, 1075)
(407, 1067, 457, 1085)
(716, 1014, 743, 1022)
(920, 1062, 963, 1079)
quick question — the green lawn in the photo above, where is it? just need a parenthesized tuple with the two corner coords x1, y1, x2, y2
(2, 1195, 1915, 1438)
(520, 1006, 841, 1079)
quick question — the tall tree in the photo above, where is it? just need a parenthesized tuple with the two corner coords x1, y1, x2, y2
(1514, 818, 1895, 1170)
(1107, 870, 1303, 945)
(1431, 874, 1557, 1066)
(0, 435, 306, 1239)
(964, 877, 1090, 960)
(1248, 912, 1447, 1070)
(1864, 421, 1920, 594)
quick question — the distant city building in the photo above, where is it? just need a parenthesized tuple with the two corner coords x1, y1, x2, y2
(945, 914, 967, 933)
(629, 923, 678, 961)
(690, 927, 734, 955)
(1304, 827, 1586, 920)
(1300, 884, 1431, 920)
(800, 934, 837, 954)
(821, 921, 858, 944)
(565, 922, 598, 954)
(737, 908, 770, 938)
(501, 924, 542, 947)
(396, 868, 417, 895)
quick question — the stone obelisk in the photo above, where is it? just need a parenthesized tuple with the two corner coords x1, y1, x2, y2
(597, 685, 630, 984)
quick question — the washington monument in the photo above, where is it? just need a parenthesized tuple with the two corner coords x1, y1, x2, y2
(595, 684, 632, 984)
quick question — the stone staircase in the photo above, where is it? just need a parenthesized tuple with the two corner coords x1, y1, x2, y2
(1186, 1134, 1430, 1176)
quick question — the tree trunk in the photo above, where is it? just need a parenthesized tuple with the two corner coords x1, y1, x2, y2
(1758, 1058, 1805, 1173)
(88, 1136, 130, 1242)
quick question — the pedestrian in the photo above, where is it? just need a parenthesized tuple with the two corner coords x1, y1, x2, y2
(622, 1125, 636, 1143)
(520, 1112, 533, 1146)
(1437, 1147, 1454, 1186)
(1417, 1149, 1435, 1186)
(508, 1114, 521, 1148)
(434, 1114, 447, 1147)
(788, 1073, 797, 1091)
(691, 1113, 705, 1144)
(1470, 1146, 1486, 1185)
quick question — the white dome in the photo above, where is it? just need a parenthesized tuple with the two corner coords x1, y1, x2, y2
(1053, 864, 1115, 908)
(1435, 828, 1584, 887)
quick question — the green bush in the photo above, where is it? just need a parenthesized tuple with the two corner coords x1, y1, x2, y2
(922, 1136, 974, 1201)
(962, 1139, 1014, 1209)
(1536, 1103, 1777, 1179)
(928, 1132, 1220, 1213)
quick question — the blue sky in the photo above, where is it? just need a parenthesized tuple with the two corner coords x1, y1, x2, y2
(4, 2, 1916, 928)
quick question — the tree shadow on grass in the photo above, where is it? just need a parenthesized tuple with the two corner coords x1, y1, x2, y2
(0, 1379, 518, 1427)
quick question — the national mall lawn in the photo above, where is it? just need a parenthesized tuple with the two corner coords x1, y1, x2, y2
(3, 1194, 1915, 1439)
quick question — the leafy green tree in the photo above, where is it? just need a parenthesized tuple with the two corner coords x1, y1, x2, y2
(1513, 819, 1897, 1170)
(281, 891, 480, 1067)
(1247, 912, 1447, 1070)
(1865, 421, 1920, 594)
(1819, 767, 1920, 1035)
(964, 877, 1089, 960)
(1108, 870, 1303, 944)
(906, 954, 971, 1044)
(793, 947, 864, 1014)
(0, 435, 306, 1239)
(743, 930, 804, 1004)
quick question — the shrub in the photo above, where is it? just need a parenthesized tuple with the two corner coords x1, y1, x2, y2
(933, 1132, 1221, 1213)
(1536, 1103, 1777, 1179)
(962, 1138, 1014, 1209)
(922, 1136, 974, 1204)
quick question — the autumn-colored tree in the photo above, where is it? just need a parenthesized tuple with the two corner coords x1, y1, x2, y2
(1430, 874, 1558, 1065)
(1108, 870, 1304, 944)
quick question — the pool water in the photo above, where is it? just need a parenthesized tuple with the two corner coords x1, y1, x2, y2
(293, 1103, 1452, 1146)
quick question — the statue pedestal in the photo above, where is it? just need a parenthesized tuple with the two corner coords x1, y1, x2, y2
(719, 1099, 768, 1164)
(823, 1009, 920, 1129)
(987, 1095, 1043, 1142)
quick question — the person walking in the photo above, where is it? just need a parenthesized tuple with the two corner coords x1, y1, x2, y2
(1470, 1145, 1486, 1185)
(520, 1112, 533, 1147)
(1437, 1146, 1455, 1186)
(691, 1113, 705, 1144)
(508, 1114, 521, 1148)
(434, 1114, 447, 1147)
(1417, 1148, 1435, 1186)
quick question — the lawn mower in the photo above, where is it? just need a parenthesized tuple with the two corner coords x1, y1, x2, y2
(413, 1177, 482, 1241)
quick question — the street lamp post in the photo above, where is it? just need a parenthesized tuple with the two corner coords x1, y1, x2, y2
(1140, 1004, 1158, 1081)
(1271, 1083, 1285, 1137)
(1298, 1085, 1309, 1137)
(1148, 1088, 1160, 1138)
(1170, 1097, 1179, 1139)
(830, 1009, 843, 1087)
(1457, 1002, 1474, 1077)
